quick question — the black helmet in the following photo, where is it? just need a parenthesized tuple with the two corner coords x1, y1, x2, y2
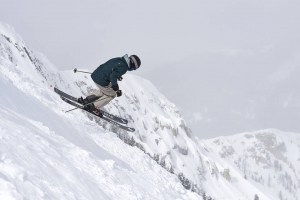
(129, 55, 141, 70)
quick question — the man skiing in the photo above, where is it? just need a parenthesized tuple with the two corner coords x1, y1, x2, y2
(77, 54, 141, 116)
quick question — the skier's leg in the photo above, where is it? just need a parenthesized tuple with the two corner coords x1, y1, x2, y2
(81, 94, 114, 117)
(93, 95, 115, 109)
(80, 83, 116, 115)
(88, 83, 115, 99)
(77, 88, 103, 115)
(78, 87, 103, 104)
(91, 88, 103, 97)
(93, 83, 116, 109)
(78, 95, 100, 104)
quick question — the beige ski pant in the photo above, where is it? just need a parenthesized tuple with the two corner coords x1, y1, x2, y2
(91, 83, 116, 109)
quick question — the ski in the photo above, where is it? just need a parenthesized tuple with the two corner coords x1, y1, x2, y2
(54, 87, 128, 124)
(54, 87, 77, 102)
(60, 96, 135, 132)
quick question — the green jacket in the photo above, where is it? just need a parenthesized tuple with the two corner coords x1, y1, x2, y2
(91, 57, 128, 87)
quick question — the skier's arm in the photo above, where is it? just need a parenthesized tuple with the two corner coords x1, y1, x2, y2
(110, 72, 118, 87)
(110, 67, 127, 87)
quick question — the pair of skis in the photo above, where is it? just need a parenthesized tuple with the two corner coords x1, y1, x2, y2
(54, 87, 135, 132)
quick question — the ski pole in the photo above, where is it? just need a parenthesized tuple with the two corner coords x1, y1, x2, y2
(65, 98, 97, 113)
(65, 106, 79, 113)
(65, 96, 111, 113)
(73, 68, 92, 74)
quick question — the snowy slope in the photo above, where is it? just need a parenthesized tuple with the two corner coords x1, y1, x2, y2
(0, 22, 200, 200)
(201, 129, 300, 200)
(1, 22, 298, 200)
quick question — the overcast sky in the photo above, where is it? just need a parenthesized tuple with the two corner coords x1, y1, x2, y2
(0, 0, 216, 72)
(1, 0, 300, 138)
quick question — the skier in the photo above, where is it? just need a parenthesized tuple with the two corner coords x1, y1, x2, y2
(77, 54, 141, 116)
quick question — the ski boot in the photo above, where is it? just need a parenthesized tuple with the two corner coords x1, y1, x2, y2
(83, 103, 103, 118)
(77, 95, 100, 105)
(77, 96, 88, 105)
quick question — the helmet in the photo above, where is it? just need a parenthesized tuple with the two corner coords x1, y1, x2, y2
(129, 55, 141, 70)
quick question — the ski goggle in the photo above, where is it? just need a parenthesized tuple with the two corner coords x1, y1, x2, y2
(129, 57, 140, 70)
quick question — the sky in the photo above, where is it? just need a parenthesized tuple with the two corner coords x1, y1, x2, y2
(1, 0, 300, 138)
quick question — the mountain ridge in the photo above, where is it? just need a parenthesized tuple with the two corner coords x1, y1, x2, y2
(201, 129, 300, 200)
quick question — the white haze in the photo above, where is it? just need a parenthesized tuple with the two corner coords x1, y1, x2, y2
(1, 0, 300, 138)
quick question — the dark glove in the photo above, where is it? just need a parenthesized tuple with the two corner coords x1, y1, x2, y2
(111, 84, 119, 91)
(116, 90, 122, 97)
(118, 76, 123, 81)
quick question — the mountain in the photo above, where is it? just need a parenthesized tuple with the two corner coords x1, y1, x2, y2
(0, 22, 299, 200)
(201, 129, 300, 200)
(145, 50, 300, 138)
(0, 22, 199, 200)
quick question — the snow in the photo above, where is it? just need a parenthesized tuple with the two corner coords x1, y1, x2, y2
(0, 22, 199, 200)
(1, 21, 299, 200)
(201, 129, 300, 200)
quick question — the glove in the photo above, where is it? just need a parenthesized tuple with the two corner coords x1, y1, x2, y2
(118, 76, 123, 81)
(111, 84, 119, 91)
(116, 90, 122, 97)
